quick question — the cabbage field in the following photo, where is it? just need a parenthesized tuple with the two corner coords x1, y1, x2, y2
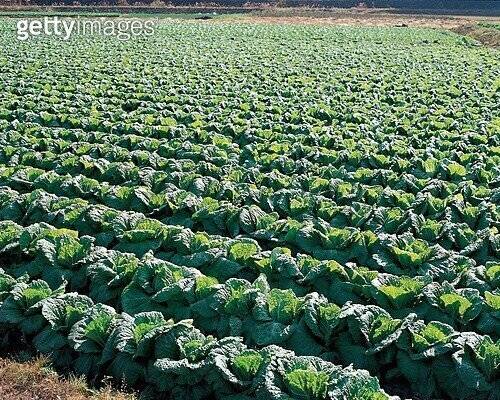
(0, 19, 499, 400)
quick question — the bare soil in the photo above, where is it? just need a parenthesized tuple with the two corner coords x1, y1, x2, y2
(232, 8, 497, 26)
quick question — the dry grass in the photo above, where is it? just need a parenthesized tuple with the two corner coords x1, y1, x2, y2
(0, 357, 136, 400)
(223, 14, 465, 28)
(451, 24, 500, 48)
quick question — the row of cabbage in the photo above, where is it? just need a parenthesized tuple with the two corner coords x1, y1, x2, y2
(0, 129, 497, 254)
(1, 124, 497, 213)
(0, 220, 498, 399)
(1, 162, 497, 263)
(0, 190, 498, 338)
(1, 121, 498, 184)
(1, 126, 497, 298)
(0, 269, 395, 400)
(1, 143, 498, 247)
(0, 162, 498, 277)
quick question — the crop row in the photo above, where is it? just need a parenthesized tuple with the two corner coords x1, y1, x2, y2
(0, 163, 498, 277)
(0, 217, 498, 396)
(0, 188, 498, 335)
(1, 123, 498, 197)
(0, 268, 396, 400)
(0, 258, 498, 399)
